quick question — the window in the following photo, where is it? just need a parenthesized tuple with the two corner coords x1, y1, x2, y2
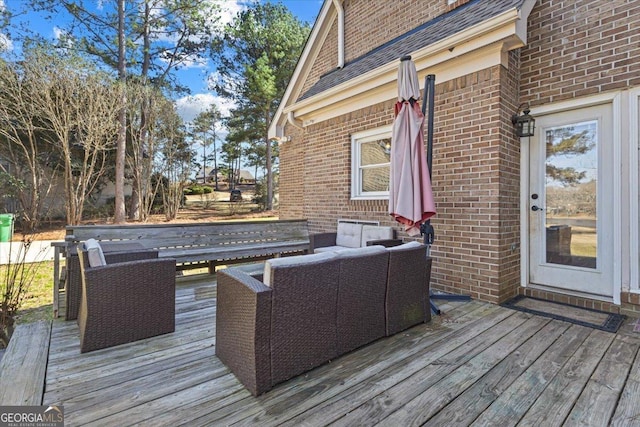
(351, 126, 392, 199)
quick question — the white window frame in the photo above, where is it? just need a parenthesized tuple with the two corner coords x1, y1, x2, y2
(351, 125, 392, 200)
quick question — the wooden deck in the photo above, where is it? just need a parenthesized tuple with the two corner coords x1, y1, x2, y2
(37, 276, 640, 426)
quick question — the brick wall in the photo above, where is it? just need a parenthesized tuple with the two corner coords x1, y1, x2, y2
(300, 17, 338, 96)
(429, 65, 520, 304)
(521, 0, 640, 107)
(282, 100, 396, 233)
(278, 126, 305, 219)
(281, 60, 522, 304)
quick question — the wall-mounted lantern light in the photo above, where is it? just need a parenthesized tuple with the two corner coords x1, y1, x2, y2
(512, 103, 535, 137)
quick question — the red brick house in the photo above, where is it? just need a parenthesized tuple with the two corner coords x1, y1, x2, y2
(269, 0, 640, 315)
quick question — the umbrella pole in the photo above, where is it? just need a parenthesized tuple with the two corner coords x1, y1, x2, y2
(420, 75, 436, 254)
(421, 74, 471, 314)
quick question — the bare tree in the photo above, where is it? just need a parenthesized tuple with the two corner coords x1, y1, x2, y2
(127, 83, 187, 221)
(25, 48, 121, 225)
(0, 55, 58, 231)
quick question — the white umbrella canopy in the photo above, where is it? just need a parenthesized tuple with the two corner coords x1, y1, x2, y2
(389, 56, 436, 236)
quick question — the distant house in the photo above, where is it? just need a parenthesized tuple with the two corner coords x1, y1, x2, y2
(237, 170, 256, 184)
(270, 0, 640, 314)
(195, 167, 256, 185)
(195, 167, 217, 184)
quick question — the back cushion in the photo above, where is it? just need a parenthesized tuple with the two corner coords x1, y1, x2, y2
(335, 222, 363, 248)
(263, 252, 337, 287)
(84, 238, 107, 267)
(334, 245, 387, 258)
(387, 241, 423, 251)
(361, 225, 394, 247)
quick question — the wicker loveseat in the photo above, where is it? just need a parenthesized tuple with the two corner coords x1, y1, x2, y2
(215, 242, 432, 396)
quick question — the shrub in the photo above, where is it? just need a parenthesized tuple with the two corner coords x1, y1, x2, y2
(184, 185, 213, 196)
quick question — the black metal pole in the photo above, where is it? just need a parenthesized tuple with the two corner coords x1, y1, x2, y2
(420, 75, 435, 247)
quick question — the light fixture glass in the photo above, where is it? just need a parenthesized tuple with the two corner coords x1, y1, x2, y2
(512, 103, 535, 137)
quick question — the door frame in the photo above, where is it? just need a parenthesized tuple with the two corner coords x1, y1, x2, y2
(520, 92, 622, 304)
(630, 88, 640, 296)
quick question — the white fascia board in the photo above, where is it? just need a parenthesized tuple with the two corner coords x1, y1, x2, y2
(285, 8, 528, 127)
(268, 0, 335, 139)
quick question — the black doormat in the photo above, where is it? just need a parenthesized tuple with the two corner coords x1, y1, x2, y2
(501, 295, 626, 333)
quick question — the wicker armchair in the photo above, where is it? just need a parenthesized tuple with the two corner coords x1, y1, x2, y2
(65, 242, 152, 321)
(77, 246, 176, 353)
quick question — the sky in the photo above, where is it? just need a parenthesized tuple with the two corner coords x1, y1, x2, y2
(0, 0, 324, 125)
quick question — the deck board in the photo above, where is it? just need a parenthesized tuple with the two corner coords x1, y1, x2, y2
(24, 276, 640, 426)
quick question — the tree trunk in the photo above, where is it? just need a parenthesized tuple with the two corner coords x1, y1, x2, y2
(265, 109, 273, 211)
(114, 0, 127, 223)
(213, 130, 219, 190)
(129, 1, 152, 221)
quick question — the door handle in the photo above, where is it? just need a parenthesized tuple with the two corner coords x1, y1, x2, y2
(531, 205, 544, 212)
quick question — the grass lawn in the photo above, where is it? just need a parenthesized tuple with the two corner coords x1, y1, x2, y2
(1, 261, 54, 325)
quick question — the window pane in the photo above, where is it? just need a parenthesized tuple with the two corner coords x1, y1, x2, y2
(545, 121, 597, 268)
(361, 139, 391, 166)
(362, 166, 390, 192)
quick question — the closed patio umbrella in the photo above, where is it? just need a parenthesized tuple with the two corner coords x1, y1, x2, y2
(389, 56, 436, 236)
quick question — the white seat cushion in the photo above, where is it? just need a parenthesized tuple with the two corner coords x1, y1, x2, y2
(335, 222, 363, 248)
(263, 252, 337, 287)
(84, 238, 107, 267)
(361, 225, 394, 247)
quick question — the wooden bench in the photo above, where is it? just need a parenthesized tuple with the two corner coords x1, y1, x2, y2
(0, 321, 51, 405)
(52, 219, 310, 317)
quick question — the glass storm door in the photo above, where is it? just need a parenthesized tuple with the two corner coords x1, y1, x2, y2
(529, 103, 614, 298)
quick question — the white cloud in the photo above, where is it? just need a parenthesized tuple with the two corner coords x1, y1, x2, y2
(175, 92, 235, 126)
(216, 0, 244, 27)
(53, 26, 65, 40)
(53, 26, 74, 48)
(0, 33, 12, 52)
(0, 0, 9, 51)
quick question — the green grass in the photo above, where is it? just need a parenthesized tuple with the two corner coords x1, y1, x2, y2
(569, 228, 597, 258)
(1, 261, 54, 325)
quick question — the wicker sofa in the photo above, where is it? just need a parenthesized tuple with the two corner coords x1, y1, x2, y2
(215, 242, 432, 396)
(77, 244, 176, 353)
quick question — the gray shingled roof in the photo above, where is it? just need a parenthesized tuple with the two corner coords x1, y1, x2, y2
(298, 0, 526, 101)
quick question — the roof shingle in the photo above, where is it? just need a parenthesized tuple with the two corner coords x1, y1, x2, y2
(298, 0, 525, 102)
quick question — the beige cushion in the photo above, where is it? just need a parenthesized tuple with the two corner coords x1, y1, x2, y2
(387, 241, 423, 251)
(314, 245, 344, 254)
(263, 252, 337, 287)
(335, 222, 363, 248)
(334, 245, 387, 258)
(361, 225, 394, 246)
(84, 238, 107, 267)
